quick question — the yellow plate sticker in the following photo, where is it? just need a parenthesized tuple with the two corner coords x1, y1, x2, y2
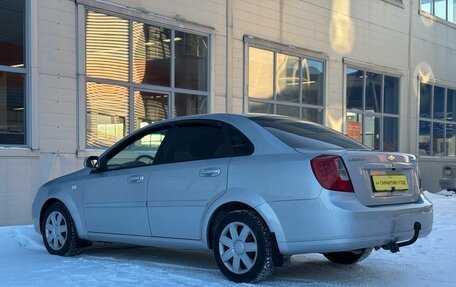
(372, 175, 409, 192)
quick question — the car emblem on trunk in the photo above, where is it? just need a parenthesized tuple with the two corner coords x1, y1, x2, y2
(387, 155, 396, 161)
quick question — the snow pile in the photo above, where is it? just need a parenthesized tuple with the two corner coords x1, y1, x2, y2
(0, 192, 455, 286)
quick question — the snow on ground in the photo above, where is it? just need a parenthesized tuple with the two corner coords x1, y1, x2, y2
(1, 191, 455, 287)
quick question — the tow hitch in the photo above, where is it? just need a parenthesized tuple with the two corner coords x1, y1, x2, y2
(378, 222, 421, 253)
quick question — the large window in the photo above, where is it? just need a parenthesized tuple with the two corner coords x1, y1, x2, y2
(247, 46, 325, 124)
(0, 0, 26, 145)
(421, 0, 456, 24)
(346, 67, 400, 151)
(419, 83, 456, 157)
(85, 10, 209, 148)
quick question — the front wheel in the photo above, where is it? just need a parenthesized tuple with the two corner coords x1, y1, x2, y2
(323, 247, 373, 264)
(213, 210, 274, 283)
(41, 202, 80, 256)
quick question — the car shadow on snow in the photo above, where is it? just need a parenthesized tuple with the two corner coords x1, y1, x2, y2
(79, 244, 386, 285)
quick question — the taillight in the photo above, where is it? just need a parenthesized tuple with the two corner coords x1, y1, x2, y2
(311, 155, 354, 192)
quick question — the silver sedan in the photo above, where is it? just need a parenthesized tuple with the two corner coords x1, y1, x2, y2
(32, 114, 433, 283)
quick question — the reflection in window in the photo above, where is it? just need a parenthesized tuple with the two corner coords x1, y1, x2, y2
(365, 72, 382, 113)
(302, 59, 324, 106)
(346, 68, 363, 110)
(134, 91, 168, 129)
(434, 0, 447, 19)
(447, 89, 456, 121)
(276, 104, 300, 118)
(420, 84, 432, 118)
(384, 76, 399, 114)
(174, 93, 207, 117)
(346, 67, 400, 151)
(364, 116, 380, 150)
(248, 47, 274, 100)
(384, 117, 398, 152)
(86, 83, 129, 148)
(249, 101, 274, 114)
(86, 11, 129, 82)
(133, 22, 171, 86)
(175, 32, 208, 91)
(247, 46, 325, 124)
(0, 72, 25, 145)
(0, 0, 24, 67)
(276, 54, 299, 103)
(433, 86, 445, 120)
(446, 124, 456, 156)
(419, 121, 431, 156)
(433, 123, 445, 156)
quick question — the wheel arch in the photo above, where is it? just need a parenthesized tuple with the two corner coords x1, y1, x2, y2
(39, 196, 87, 239)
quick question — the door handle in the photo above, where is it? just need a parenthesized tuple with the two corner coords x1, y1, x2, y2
(127, 175, 144, 183)
(199, 168, 221, 177)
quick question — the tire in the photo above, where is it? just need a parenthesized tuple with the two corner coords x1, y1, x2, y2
(323, 247, 373, 264)
(41, 202, 80, 256)
(213, 210, 274, 283)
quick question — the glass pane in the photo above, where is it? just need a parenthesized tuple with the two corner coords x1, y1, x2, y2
(86, 11, 129, 82)
(433, 86, 445, 120)
(434, 0, 447, 19)
(248, 101, 273, 114)
(302, 59, 324, 106)
(384, 76, 399, 114)
(174, 93, 207, 117)
(420, 83, 432, 118)
(346, 112, 362, 143)
(302, 107, 323, 124)
(134, 91, 168, 129)
(433, 122, 445, 156)
(250, 116, 368, 150)
(0, 72, 25, 145)
(174, 32, 208, 91)
(449, 0, 455, 23)
(383, 117, 398, 152)
(86, 82, 129, 148)
(225, 124, 254, 156)
(346, 67, 363, 110)
(447, 89, 456, 122)
(421, 0, 433, 13)
(365, 72, 382, 113)
(0, 0, 24, 67)
(364, 116, 380, 150)
(419, 121, 431, 156)
(276, 53, 299, 103)
(107, 128, 170, 170)
(276, 104, 300, 118)
(446, 124, 456, 156)
(163, 125, 230, 163)
(133, 22, 171, 86)
(248, 47, 274, 100)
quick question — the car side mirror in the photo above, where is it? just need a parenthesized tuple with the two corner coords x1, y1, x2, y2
(84, 156, 99, 170)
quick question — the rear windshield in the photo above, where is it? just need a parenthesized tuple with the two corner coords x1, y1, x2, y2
(249, 116, 369, 150)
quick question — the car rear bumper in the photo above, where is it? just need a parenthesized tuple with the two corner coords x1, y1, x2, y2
(266, 190, 433, 255)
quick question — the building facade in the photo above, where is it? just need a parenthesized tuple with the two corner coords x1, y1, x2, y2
(0, 0, 455, 226)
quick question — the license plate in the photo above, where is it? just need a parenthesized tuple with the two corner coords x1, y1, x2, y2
(371, 175, 409, 192)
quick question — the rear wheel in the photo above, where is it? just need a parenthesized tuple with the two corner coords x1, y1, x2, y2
(41, 202, 80, 256)
(213, 210, 274, 283)
(323, 247, 373, 264)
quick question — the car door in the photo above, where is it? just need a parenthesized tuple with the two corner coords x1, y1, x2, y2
(84, 126, 172, 236)
(148, 121, 232, 240)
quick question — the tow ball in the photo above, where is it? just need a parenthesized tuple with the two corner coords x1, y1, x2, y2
(377, 222, 422, 254)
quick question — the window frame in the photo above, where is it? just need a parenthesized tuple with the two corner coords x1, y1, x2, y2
(417, 79, 456, 158)
(0, 0, 31, 147)
(419, 0, 456, 25)
(80, 7, 212, 150)
(344, 65, 402, 151)
(243, 36, 327, 124)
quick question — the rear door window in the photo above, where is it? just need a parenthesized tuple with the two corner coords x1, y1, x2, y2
(249, 116, 369, 150)
(162, 124, 231, 163)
